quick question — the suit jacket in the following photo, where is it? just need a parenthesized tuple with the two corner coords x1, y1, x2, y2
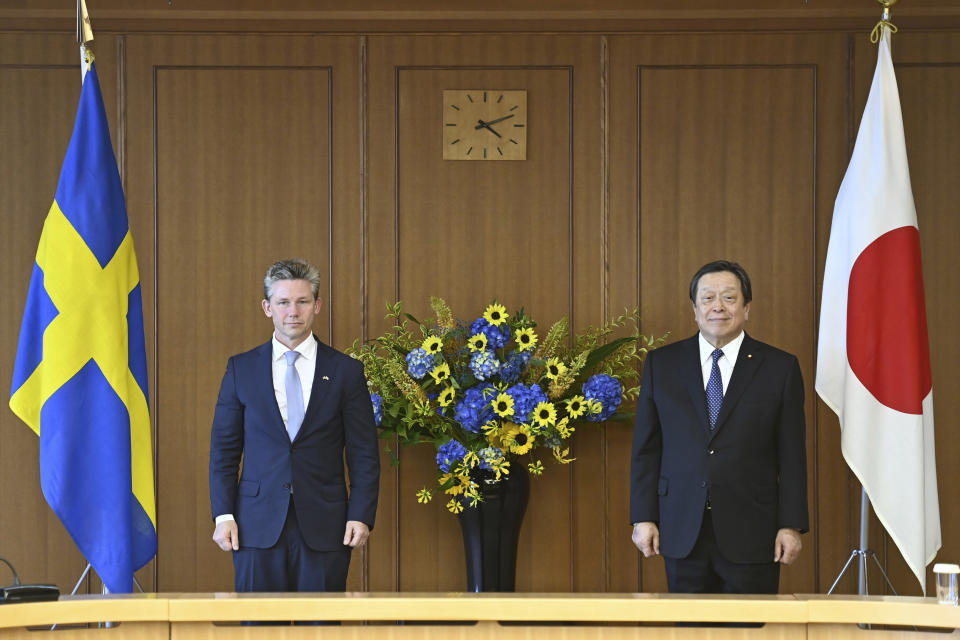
(209, 336, 380, 551)
(630, 333, 808, 564)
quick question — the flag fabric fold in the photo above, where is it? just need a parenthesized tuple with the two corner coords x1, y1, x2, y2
(816, 28, 940, 591)
(9, 61, 157, 594)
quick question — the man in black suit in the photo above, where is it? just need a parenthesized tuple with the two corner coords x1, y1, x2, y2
(209, 258, 380, 592)
(630, 260, 808, 594)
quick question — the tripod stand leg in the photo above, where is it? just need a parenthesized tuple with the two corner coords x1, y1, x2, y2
(868, 550, 899, 595)
(827, 550, 861, 595)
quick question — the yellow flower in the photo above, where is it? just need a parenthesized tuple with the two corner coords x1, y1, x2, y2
(545, 357, 568, 381)
(467, 332, 488, 352)
(438, 386, 456, 407)
(492, 392, 515, 418)
(464, 487, 482, 508)
(508, 423, 535, 455)
(527, 460, 544, 476)
(429, 362, 451, 385)
(421, 336, 443, 354)
(556, 417, 575, 439)
(483, 420, 503, 446)
(515, 327, 538, 352)
(484, 303, 509, 326)
(499, 422, 520, 448)
(587, 399, 603, 416)
(553, 446, 576, 465)
(489, 457, 511, 481)
(565, 395, 587, 419)
(463, 450, 480, 469)
(416, 488, 433, 503)
(447, 499, 464, 514)
(532, 401, 557, 428)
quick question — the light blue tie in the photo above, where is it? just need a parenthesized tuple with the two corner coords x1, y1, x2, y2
(284, 351, 305, 441)
(706, 348, 723, 430)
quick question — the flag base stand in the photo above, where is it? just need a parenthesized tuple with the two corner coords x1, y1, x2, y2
(826, 488, 900, 631)
(50, 563, 145, 630)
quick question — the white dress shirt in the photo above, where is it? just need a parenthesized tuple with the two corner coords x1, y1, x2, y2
(698, 331, 745, 394)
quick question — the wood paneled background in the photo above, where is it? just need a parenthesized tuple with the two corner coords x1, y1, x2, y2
(2, 2, 959, 598)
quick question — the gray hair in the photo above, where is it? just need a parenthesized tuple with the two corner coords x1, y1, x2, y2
(263, 258, 321, 301)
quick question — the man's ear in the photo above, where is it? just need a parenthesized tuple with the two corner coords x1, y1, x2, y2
(262, 299, 272, 317)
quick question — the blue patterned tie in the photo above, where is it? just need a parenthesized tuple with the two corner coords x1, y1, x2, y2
(284, 351, 305, 441)
(706, 348, 724, 430)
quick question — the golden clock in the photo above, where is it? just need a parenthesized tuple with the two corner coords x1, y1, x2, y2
(442, 90, 527, 161)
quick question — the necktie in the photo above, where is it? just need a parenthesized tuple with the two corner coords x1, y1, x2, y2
(284, 351, 305, 441)
(706, 348, 723, 430)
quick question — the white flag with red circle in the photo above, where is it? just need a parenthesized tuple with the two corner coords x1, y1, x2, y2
(816, 28, 940, 591)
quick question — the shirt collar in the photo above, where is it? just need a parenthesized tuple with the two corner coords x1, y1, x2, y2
(272, 334, 317, 363)
(698, 331, 745, 366)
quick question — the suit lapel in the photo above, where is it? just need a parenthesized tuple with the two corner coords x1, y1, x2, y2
(710, 333, 764, 439)
(679, 335, 711, 432)
(297, 336, 334, 439)
(253, 341, 287, 435)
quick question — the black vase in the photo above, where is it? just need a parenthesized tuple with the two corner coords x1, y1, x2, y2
(456, 465, 530, 592)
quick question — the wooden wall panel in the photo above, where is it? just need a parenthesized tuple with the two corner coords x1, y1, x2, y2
(366, 35, 603, 592)
(123, 34, 361, 592)
(1, 23, 958, 599)
(607, 33, 850, 595)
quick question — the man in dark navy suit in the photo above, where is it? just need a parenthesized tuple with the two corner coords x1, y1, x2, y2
(209, 258, 379, 592)
(630, 260, 808, 594)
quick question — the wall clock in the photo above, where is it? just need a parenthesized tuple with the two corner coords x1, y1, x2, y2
(442, 90, 527, 161)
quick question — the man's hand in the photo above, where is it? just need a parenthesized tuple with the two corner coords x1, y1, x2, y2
(343, 521, 370, 548)
(213, 520, 239, 551)
(632, 522, 660, 557)
(774, 528, 802, 565)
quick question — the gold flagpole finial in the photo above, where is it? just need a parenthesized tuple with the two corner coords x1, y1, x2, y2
(871, 0, 899, 44)
(77, 0, 95, 81)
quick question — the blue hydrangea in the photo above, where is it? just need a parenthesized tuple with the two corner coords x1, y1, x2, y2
(477, 446, 504, 471)
(436, 439, 469, 473)
(506, 383, 548, 422)
(582, 373, 623, 421)
(469, 349, 500, 380)
(469, 317, 511, 350)
(370, 392, 383, 426)
(499, 349, 532, 384)
(406, 348, 434, 379)
(454, 383, 496, 432)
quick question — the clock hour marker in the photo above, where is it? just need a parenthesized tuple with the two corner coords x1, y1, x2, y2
(483, 91, 487, 102)
(483, 148, 487, 158)
(466, 147, 473, 155)
(497, 147, 503, 155)
(445, 123, 456, 126)
(497, 94, 504, 103)
(451, 105, 460, 111)
(509, 105, 518, 111)
(451, 138, 460, 145)
(513, 124, 525, 127)
(509, 139, 518, 145)
(467, 95, 474, 103)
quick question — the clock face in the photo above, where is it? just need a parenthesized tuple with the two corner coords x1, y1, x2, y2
(442, 90, 527, 161)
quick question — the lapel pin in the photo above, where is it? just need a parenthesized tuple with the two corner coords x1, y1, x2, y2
(747, 354, 753, 358)
(322, 375, 330, 381)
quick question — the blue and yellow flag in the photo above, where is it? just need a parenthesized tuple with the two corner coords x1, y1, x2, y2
(9, 62, 156, 594)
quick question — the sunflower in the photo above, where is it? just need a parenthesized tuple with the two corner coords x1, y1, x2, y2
(429, 362, 451, 385)
(467, 332, 488, 352)
(483, 303, 509, 326)
(545, 357, 568, 381)
(492, 392, 515, 418)
(515, 327, 538, 352)
(438, 385, 456, 407)
(532, 401, 557, 428)
(508, 423, 535, 455)
(565, 394, 587, 419)
(421, 335, 443, 354)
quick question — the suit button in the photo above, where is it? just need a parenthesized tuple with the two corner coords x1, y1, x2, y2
(700, 481, 706, 488)
(709, 449, 715, 455)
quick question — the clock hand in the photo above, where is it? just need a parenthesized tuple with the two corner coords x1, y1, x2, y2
(476, 119, 503, 138)
(479, 114, 515, 127)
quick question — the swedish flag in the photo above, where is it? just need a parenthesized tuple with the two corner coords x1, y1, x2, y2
(9, 62, 157, 594)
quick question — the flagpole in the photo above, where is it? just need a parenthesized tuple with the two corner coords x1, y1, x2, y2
(824, 0, 903, 601)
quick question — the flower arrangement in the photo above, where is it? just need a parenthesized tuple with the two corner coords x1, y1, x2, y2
(349, 299, 666, 515)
